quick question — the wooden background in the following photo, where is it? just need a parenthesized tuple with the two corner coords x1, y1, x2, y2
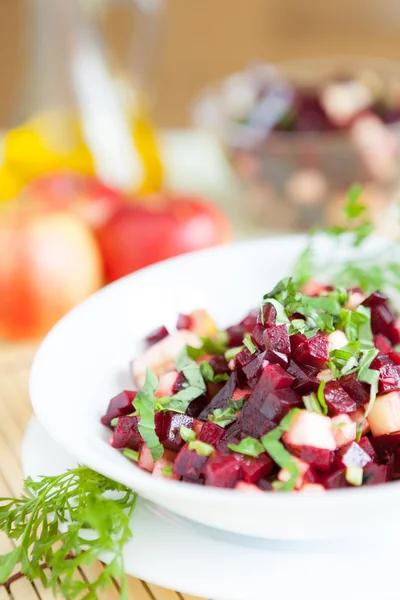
(1, 0, 400, 127)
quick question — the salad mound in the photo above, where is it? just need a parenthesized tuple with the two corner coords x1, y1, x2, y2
(101, 278, 400, 492)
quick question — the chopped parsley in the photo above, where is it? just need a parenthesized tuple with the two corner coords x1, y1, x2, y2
(243, 333, 257, 354)
(228, 437, 265, 457)
(188, 440, 214, 457)
(123, 448, 139, 462)
(162, 466, 173, 477)
(209, 398, 247, 428)
(200, 361, 229, 384)
(180, 425, 196, 443)
(187, 335, 227, 360)
(261, 409, 301, 491)
(132, 369, 164, 460)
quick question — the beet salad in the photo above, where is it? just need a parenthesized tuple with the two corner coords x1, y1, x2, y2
(101, 277, 400, 492)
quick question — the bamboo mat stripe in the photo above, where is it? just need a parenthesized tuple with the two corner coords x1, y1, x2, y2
(0, 343, 204, 600)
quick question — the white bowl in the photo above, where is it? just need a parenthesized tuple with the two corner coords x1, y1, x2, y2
(30, 235, 400, 540)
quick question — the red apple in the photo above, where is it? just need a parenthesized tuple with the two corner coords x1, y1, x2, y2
(96, 194, 232, 282)
(0, 205, 103, 340)
(21, 172, 125, 231)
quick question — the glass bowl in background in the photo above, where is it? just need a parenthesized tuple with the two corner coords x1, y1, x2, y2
(192, 57, 400, 232)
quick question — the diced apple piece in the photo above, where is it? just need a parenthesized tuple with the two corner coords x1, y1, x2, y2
(153, 455, 179, 480)
(278, 456, 310, 490)
(350, 409, 370, 435)
(155, 370, 179, 398)
(300, 483, 325, 493)
(331, 414, 357, 447)
(346, 291, 366, 310)
(368, 391, 400, 436)
(328, 330, 349, 351)
(138, 443, 155, 473)
(317, 368, 334, 382)
(193, 419, 204, 436)
(234, 482, 263, 493)
(188, 309, 218, 337)
(283, 411, 336, 450)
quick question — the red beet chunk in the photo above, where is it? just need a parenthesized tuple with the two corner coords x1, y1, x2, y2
(186, 393, 209, 418)
(172, 371, 187, 394)
(383, 322, 400, 345)
(370, 304, 395, 336)
(379, 364, 400, 393)
(173, 444, 209, 481)
(203, 454, 242, 488)
(258, 304, 277, 328)
(264, 324, 291, 367)
(226, 325, 245, 347)
(362, 291, 389, 308)
(198, 421, 225, 447)
(242, 351, 267, 387)
(111, 415, 142, 450)
(285, 443, 334, 471)
(389, 351, 400, 365)
(154, 412, 165, 438)
(145, 325, 169, 346)
(363, 463, 390, 486)
(287, 360, 319, 395)
(371, 353, 393, 370)
(260, 388, 303, 421)
(335, 441, 372, 469)
(358, 436, 377, 461)
(161, 412, 194, 452)
(234, 454, 273, 483)
(374, 334, 392, 354)
(198, 372, 238, 420)
(290, 332, 306, 353)
(293, 333, 329, 369)
(236, 401, 276, 438)
(247, 363, 295, 409)
(251, 324, 266, 350)
(369, 432, 400, 463)
(319, 469, 349, 490)
(240, 309, 259, 333)
(209, 355, 229, 375)
(339, 374, 370, 408)
(176, 313, 192, 330)
(323, 381, 357, 414)
(258, 478, 274, 491)
(101, 390, 136, 426)
(301, 363, 320, 377)
(236, 347, 254, 368)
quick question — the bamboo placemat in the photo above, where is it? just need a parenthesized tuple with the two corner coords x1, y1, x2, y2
(0, 342, 204, 600)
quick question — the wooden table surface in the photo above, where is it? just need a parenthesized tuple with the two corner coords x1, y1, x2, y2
(0, 341, 204, 600)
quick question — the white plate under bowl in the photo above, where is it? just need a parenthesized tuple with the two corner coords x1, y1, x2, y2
(30, 235, 400, 541)
(22, 418, 399, 600)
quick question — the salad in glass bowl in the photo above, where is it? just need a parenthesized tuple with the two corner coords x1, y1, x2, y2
(102, 276, 400, 492)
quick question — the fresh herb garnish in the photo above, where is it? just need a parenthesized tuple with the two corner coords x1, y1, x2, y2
(224, 346, 244, 361)
(0, 467, 136, 598)
(209, 398, 247, 428)
(200, 361, 229, 384)
(357, 348, 380, 439)
(110, 417, 119, 427)
(180, 425, 196, 443)
(302, 393, 323, 414)
(324, 184, 373, 246)
(133, 369, 164, 460)
(243, 333, 257, 354)
(188, 440, 214, 457)
(187, 335, 227, 360)
(159, 350, 207, 414)
(261, 409, 301, 491)
(123, 448, 139, 461)
(317, 379, 328, 415)
(228, 437, 265, 457)
(162, 466, 173, 477)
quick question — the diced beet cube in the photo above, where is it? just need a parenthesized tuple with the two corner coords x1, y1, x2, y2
(250, 324, 266, 350)
(371, 353, 393, 370)
(285, 443, 334, 471)
(173, 444, 208, 481)
(236, 401, 276, 437)
(290, 332, 306, 353)
(198, 372, 238, 419)
(234, 454, 273, 483)
(258, 303, 277, 327)
(209, 355, 229, 375)
(236, 347, 254, 368)
(231, 387, 252, 402)
(369, 432, 400, 463)
(293, 333, 329, 369)
(374, 334, 392, 354)
(335, 441, 372, 469)
(257, 478, 274, 491)
(358, 436, 377, 461)
(363, 463, 390, 486)
(370, 304, 395, 335)
(319, 469, 349, 489)
(389, 351, 400, 365)
(112, 415, 142, 450)
(339, 374, 370, 408)
(186, 393, 209, 418)
(323, 381, 357, 414)
(203, 454, 242, 488)
(301, 363, 320, 377)
(176, 313, 192, 330)
(264, 324, 291, 367)
(247, 363, 295, 411)
(172, 371, 187, 394)
(260, 388, 303, 421)
(287, 360, 319, 395)
(198, 421, 225, 447)
(101, 390, 136, 426)
(161, 412, 194, 452)
(362, 291, 389, 308)
(226, 325, 245, 347)
(145, 325, 169, 346)
(154, 412, 165, 439)
(379, 364, 400, 393)
(383, 322, 400, 346)
(240, 309, 259, 333)
(242, 351, 267, 387)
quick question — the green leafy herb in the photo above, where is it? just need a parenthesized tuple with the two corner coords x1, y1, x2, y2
(209, 398, 247, 428)
(162, 466, 173, 477)
(224, 346, 244, 361)
(110, 417, 119, 427)
(345, 466, 363, 486)
(325, 184, 373, 246)
(261, 409, 301, 491)
(243, 333, 257, 354)
(332, 422, 347, 429)
(357, 348, 380, 439)
(186, 336, 227, 360)
(0, 467, 136, 598)
(262, 298, 290, 326)
(180, 425, 196, 443)
(133, 369, 164, 460)
(188, 440, 214, 457)
(228, 437, 265, 457)
(160, 350, 207, 414)
(317, 379, 328, 415)
(200, 361, 229, 384)
(302, 393, 323, 414)
(123, 448, 139, 462)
